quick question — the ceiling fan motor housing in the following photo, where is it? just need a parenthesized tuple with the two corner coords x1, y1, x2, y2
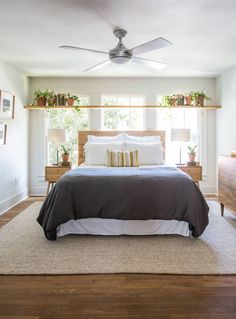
(109, 42, 132, 64)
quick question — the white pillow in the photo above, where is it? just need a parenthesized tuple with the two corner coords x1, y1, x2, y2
(84, 142, 124, 165)
(125, 142, 164, 165)
(123, 133, 161, 143)
(87, 133, 125, 143)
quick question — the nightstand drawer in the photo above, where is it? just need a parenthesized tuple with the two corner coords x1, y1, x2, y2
(45, 173, 65, 182)
(177, 165, 202, 184)
(178, 166, 202, 174)
(189, 173, 202, 181)
(46, 167, 70, 174)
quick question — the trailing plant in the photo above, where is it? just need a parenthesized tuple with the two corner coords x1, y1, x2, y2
(74, 105, 81, 112)
(66, 93, 80, 102)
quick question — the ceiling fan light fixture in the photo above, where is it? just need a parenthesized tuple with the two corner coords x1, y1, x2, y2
(110, 56, 132, 65)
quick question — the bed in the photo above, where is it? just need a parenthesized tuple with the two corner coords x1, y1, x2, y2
(37, 130, 209, 240)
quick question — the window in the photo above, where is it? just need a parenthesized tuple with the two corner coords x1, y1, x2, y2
(46, 96, 89, 167)
(102, 96, 144, 130)
(156, 108, 201, 164)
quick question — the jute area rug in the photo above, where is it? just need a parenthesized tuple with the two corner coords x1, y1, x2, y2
(0, 201, 236, 275)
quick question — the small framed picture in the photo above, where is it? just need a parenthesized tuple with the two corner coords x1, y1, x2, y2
(0, 90, 15, 119)
(0, 123, 7, 145)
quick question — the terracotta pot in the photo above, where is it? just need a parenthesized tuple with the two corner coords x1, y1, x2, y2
(37, 97, 46, 106)
(196, 94, 205, 106)
(185, 96, 192, 105)
(48, 98, 55, 107)
(188, 154, 196, 162)
(62, 153, 69, 162)
(67, 98, 75, 106)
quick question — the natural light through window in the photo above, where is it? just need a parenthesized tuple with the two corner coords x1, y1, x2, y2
(156, 108, 201, 165)
(102, 96, 144, 130)
(46, 96, 89, 167)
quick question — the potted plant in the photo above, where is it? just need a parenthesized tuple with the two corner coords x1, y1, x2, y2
(47, 90, 55, 107)
(161, 95, 177, 107)
(187, 145, 197, 162)
(190, 90, 211, 106)
(66, 93, 79, 107)
(184, 94, 192, 106)
(61, 145, 71, 163)
(33, 89, 55, 106)
(33, 90, 47, 106)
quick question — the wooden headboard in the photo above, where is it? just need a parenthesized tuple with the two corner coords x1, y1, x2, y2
(78, 130, 166, 165)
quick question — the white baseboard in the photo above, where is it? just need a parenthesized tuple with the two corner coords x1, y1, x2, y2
(0, 189, 29, 215)
(200, 184, 217, 194)
(29, 186, 47, 196)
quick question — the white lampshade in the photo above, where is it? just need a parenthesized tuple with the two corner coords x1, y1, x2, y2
(171, 128, 190, 142)
(47, 129, 66, 143)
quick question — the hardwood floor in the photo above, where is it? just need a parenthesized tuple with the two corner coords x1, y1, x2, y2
(0, 197, 44, 229)
(0, 197, 236, 319)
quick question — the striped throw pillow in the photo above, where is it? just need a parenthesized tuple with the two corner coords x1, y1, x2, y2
(107, 149, 139, 167)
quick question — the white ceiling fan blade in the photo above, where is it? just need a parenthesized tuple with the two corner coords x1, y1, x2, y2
(59, 45, 108, 55)
(132, 37, 172, 55)
(84, 59, 111, 72)
(133, 57, 167, 70)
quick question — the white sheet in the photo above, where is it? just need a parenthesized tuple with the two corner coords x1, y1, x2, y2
(57, 218, 190, 237)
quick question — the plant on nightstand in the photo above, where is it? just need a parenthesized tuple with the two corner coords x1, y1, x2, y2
(187, 145, 197, 162)
(61, 145, 71, 163)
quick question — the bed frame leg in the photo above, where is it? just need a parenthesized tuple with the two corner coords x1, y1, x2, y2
(220, 203, 224, 216)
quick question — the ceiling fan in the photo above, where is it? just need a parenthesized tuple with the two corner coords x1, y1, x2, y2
(59, 28, 172, 72)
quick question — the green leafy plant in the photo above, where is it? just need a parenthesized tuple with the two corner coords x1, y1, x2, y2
(33, 89, 54, 105)
(61, 145, 71, 155)
(47, 90, 55, 99)
(161, 95, 176, 107)
(187, 145, 197, 155)
(189, 90, 211, 100)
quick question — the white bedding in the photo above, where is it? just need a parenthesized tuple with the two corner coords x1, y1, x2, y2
(56, 163, 190, 237)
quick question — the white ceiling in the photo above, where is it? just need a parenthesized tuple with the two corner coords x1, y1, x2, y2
(0, 0, 236, 77)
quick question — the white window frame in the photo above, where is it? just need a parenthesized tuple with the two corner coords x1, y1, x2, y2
(101, 94, 146, 130)
(156, 92, 208, 177)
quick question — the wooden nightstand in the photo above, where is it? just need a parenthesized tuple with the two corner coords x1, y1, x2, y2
(45, 165, 71, 195)
(177, 165, 202, 186)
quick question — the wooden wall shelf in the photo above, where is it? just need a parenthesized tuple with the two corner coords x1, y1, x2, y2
(24, 105, 221, 110)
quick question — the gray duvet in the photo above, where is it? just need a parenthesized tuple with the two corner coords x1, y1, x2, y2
(37, 166, 209, 240)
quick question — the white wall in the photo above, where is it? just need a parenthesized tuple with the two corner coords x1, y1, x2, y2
(29, 77, 217, 195)
(216, 67, 236, 156)
(0, 61, 29, 214)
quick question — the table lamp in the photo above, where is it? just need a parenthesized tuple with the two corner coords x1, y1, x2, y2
(171, 128, 190, 165)
(47, 129, 66, 165)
